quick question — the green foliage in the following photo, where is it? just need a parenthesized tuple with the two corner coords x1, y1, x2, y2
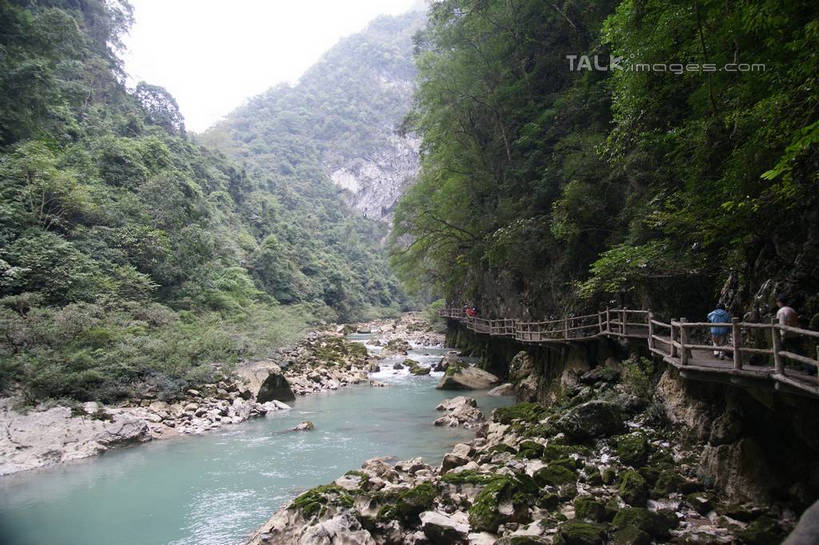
(393, 0, 819, 318)
(494, 402, 547, 425)
(0, 1, 414, 401)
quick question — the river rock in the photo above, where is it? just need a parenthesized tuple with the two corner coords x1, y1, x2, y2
(437, 367, 500, 390)
(292, 421, 315, 432)
(488, 383, 515, 396)
(236, 361, 296, 402)
(0, 401, 150, 475)
(434, 396, 484, 428)
(420, 511, 469, 544)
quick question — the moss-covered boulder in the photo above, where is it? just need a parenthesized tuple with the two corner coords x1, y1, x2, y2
(516, 440, 545, 459)
(651, 468, 684, 498)
(494, 402, 547, 425)
(409, 361, 431, 375)
(553, 520, 607, 545)
(736, 516, 784, 545)
(610, 527, 652, 545)
(468, 474, 538, 532)
(289, 484, 353, 519)
(395, 483, 440, 521)
(612, 507, 677, 539)
(615, 433, 650, 467)
(685, 492, 714, 515)
(574, 496, 608, 522)
(618, 470, 648, 506)
(534, 463, 577, 487)
(555, 401, 626, 441)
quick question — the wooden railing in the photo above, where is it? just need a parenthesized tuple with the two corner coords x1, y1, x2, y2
(440, 307, 819, 397)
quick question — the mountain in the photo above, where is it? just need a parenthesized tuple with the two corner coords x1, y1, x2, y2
(201, 10, 424, 222)
(0, 0, 414, 403)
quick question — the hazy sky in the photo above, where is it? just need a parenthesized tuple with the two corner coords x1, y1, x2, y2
(122, 0, 420, 132)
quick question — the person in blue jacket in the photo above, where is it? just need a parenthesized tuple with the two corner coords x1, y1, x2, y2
(707, 303, 732, 360)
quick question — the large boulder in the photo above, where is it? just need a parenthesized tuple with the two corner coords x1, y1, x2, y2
(437, 367, 500, 390)
(420, 511, 469, 544)
(434, 396, 484, 428)
(555, 401, 625, 440)
(508, 351, 539, 401)
(236, 361, 295, 402)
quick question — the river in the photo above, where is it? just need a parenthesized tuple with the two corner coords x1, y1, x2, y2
(0, 339, 512, 545)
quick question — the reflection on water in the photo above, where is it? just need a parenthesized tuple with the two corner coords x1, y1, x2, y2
(0, 344, 512, 545)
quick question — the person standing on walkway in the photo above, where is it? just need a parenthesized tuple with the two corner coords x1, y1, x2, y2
(776, 295, 802, 358)
(707, 303, 732, 360)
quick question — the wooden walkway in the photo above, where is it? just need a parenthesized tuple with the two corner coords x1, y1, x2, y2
(440, 308, 819, 398)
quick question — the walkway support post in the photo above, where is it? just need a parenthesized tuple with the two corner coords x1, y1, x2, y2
(772, 317, 783, 375)
(732, 318, 743, 370)
(679, 318, 688, 366)
(647, 311, 654, 351)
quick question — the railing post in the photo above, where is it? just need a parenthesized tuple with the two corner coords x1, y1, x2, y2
(771, 317, 783, 375)
(647, 311, 654, 351)
(679, 318, 688, 366)
(564, 317, 569, 340)
(605, 308, 610, 333)
(731, 318, 743, 370)
(598, 311, 604, 335)
(670, 320, 678, 358)
(620, 309, 627, 335)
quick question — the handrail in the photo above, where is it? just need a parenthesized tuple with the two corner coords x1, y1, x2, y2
(439, 307, 819, 397)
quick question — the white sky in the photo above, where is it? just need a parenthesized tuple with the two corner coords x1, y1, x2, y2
(122, 0, 420, 133)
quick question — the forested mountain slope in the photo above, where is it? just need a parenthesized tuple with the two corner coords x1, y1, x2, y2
(0, 0, 407, 403)
(393, 0, 819, 324)
(201, 10, 424, 221)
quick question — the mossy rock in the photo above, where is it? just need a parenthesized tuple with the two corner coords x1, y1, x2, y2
(611, 526, 652, 545)
(601, 467, 617, 485)
(468, 474, 538, 532)
(618, 470, 648, 506)
(289, 484, 353, 519)
(637, 466, 659, 488)
(542, 443, 589, 461)
(574, 496, 607, 522)
(410, 364, 431, 375)
(522, 423, 558, 438)
(489, 443, 518, 455)
(395, 482, 440, 520)
(534, 463, 576, 487)
(612, 507, 677, 539)
(498, 537, 550, 545)
(553, 520, 607, 545)
(537, 492, 560, 510)
(615, 433, 650, 467)
(736, 516, 784, 545)
(557, 482, 578, 501)
(494, 402, 547, 425)
(685, 492, 714, 515)
(442, 470, 498, 485)
(516, 440, 545, 459)
(651, 469, 684, 498)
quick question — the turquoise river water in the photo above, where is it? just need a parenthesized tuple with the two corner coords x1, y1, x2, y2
(0, 340, 512, 545)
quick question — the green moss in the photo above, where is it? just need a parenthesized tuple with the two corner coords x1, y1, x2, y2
(601, 467, 617, 485)
(468, 474, 538, 532)
(736, 516, 784, 545)
(494, 402, 547, 425)
(618, 470, 648, 506)
(574, 496, 607, 522)
(611, 527, 651, 545)
(542, 443, 591, 461)
(534, 463, 576, 487)
(343, 470, 370, 486)
(651, 469, 684, 498)
(442, 470, 499, 485)
(516, 440, 545, 459)
(685, 492, 714, 515)
(554, 520, 607, 545)
(612, 507, 677, 538)
(489, 443, 518, 455)
(615, 433, 650, 467)
(290, 484, 353, 519)
(395, 482, 439, 519)
(376, 504, 398, 521)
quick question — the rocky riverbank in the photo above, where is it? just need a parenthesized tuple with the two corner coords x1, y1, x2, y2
(0, 313, 445, 476)
(245, 355, 802, 545)
(0, 327, 379, 476)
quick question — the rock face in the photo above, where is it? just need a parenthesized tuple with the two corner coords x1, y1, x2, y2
(236, 361, 295, 402)
(0, 401, 149, 475)
(437, 367, 500, 390)
(434, 396, 484, 428)
(508, 351, 540, 401)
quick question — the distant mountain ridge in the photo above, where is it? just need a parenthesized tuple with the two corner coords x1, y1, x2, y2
(202, 10, 424, 222)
